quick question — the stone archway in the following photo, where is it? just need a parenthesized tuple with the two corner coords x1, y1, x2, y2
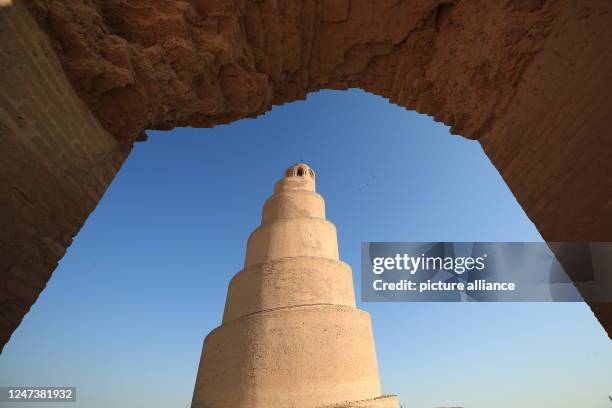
(0, 0, 611, 352)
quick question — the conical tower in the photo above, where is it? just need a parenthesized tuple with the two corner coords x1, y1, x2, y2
(191, 164, 398, 408)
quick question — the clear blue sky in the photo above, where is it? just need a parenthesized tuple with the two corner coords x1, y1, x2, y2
(1, 90, 610, 408)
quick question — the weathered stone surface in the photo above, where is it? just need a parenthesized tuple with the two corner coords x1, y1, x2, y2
(1, 0, 611, 352)
(21, 0, 556, 142)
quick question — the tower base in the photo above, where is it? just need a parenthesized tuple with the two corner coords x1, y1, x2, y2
(320, 395, 399, 408)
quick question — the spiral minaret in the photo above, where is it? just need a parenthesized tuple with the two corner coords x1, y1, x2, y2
(191, 164, 398, 408)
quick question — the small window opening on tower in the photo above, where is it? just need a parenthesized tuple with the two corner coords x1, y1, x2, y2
(308, 169, 314, 178)
(297, 167, 304, 176)
(286, 169, 295, 177)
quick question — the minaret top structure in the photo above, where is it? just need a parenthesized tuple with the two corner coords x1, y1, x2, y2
(284, 163, 315, 179)
(275, 162, 316, 193)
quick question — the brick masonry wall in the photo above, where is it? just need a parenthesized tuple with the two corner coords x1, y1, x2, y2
(0, 0, 129, 352)
(479, 0, 612, 336)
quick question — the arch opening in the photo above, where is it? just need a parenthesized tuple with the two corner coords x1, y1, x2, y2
(2, 89, 609, 407)
(0, 0, 610, 374)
